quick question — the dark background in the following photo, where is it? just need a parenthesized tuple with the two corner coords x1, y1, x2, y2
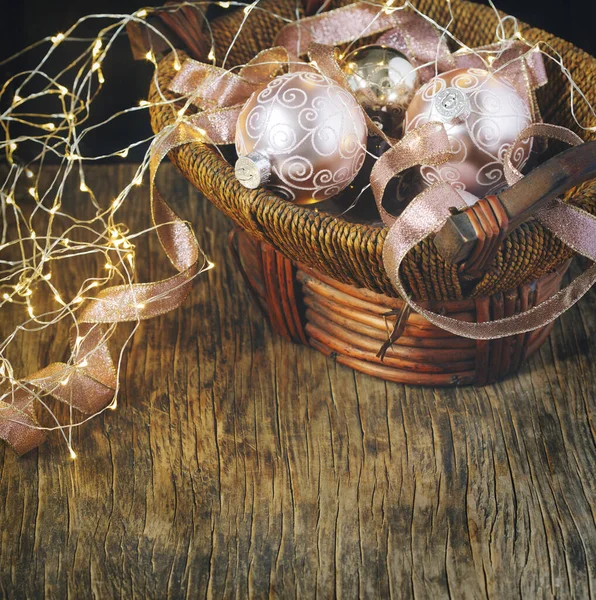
(1, 0, 594, 163)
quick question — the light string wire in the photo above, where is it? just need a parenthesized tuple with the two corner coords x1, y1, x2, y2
(0, 0, 595, 458)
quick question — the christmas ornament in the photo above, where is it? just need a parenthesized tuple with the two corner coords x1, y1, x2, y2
(235, 71, 367, 205)
(404, 68, 533, 197)
(341, 45, 419, 112)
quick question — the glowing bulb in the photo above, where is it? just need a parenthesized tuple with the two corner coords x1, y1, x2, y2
(92, 38, 102, 58)
(105, 262, 113, 270)
(9, 142, 17, 151)
(138, 100, 149, 107)
(78, 359, 88, 368)
(174, 58, 182, 71)
(42, 122, 56, 131)
(28, 306, 35, 318)
(117, 148, 129, 158)
(69, 448, 77, 459)
(133, 175, 143, 186)
(80, 182, 89, 192)
(6, 194, 14, 205)
(88, 281, 99, 288)
(28, 187, 37, 198)
(51, 33, 65, 45)
(42, 272, 52, 280)
(219, 1, 230, 6)
(91, 62, 100, 72)
(208, 48, 216, 61)
(3, 293, 10, 300)
(97, 69, 105, 84)
(12, 94, 22, 105)
(49, 205, 60, 214)
(72, 296, 83, 304)
(145, 50, 156, 63)
(55, 293, 64, 304)
(25, 169, 34, 178)
(177, 107, 186, 117)
(135, 303, 145, 309)
(137, 8, 148, 17)
(58, 85, 68, 96)
(30, 231, 36, 239)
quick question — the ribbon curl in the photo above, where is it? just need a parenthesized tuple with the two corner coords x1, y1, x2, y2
(275, 2, 547, 124)
(0, 121, 208, 455)
(377, 122, 596, 341)
(169, 46, 313, 145)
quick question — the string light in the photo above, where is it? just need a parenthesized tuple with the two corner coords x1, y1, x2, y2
(92, 38, 102, 58)
(51, 32, 65, 45)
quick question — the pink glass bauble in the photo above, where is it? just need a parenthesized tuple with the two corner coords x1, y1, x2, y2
(235, 71, 367, 205)
(404, 68, 533, 197)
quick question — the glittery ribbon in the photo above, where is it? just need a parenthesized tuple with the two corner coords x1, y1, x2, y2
(378, 122, 596, 341)
(274, 1, 547, 115)
(0, 122, 206, 455)
(169, 46, 313, 145)
(167, 3, 547, 148)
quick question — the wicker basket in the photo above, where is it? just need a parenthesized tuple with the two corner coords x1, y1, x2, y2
(149, 0, 596, 386)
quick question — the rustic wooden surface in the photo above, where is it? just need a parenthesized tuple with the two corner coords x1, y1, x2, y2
(1, 163, 596, 599)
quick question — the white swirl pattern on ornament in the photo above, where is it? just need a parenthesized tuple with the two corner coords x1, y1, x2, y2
(405, 68, 533, 197)
(236, 72, 367, 204)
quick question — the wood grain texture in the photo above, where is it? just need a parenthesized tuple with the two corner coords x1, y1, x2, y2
(1, 164, 596, 599)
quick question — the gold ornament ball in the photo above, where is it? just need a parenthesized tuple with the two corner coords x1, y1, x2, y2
(341, 45, 419, 111)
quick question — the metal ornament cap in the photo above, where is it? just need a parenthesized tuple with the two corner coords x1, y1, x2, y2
(433, 87, 471, 123)
(235, 152, 272, 190)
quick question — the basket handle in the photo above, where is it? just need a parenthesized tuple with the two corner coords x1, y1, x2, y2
(434, 139, 596, 275)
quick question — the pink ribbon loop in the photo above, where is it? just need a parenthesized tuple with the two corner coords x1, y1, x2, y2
(382, 122, 596, 341)
(0, 120, 208, 456)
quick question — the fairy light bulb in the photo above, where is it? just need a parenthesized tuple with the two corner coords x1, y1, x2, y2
(92, 38, 102, 58)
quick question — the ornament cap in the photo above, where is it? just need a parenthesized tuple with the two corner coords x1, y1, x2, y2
(235, 152, 271, 190)
(434, 87, 470, 123)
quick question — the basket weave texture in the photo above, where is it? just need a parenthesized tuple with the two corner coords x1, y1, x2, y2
(149, 0, 596, 302)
